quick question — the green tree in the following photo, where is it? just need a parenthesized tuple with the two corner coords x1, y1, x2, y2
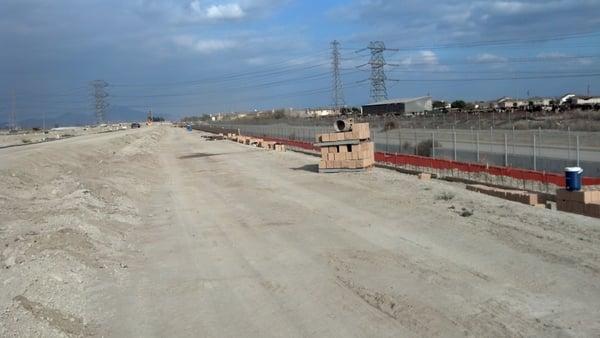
(433, 100, 446, 109)
(451, 100, 466, 109)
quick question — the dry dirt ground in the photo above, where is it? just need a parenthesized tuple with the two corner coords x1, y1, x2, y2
(1, 125, 599, 337)
(0, 125, 131, 148)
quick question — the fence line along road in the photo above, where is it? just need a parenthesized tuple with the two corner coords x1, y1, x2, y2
(210, 123, 600, 177)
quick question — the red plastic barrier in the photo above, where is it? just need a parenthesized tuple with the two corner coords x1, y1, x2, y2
(260, 137, 600, 187)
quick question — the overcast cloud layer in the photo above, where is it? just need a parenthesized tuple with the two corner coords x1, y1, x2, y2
(1, 0, 599, 120)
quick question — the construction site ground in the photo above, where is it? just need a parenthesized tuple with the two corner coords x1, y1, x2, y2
(1, 125, 599, 337)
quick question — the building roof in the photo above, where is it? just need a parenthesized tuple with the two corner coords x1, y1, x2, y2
(362, 96, 431, 106)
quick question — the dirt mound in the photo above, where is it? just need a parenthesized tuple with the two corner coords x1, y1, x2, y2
(0, 127, 165, 337)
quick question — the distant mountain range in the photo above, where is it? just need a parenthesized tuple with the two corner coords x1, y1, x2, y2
(1, 106, 170, 129)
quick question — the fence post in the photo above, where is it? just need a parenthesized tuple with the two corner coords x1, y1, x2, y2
(453, 129, 457, 161)
(490, 126, 493, 154)
(512, 126, 516, 159)
(476, 130, 480, 162)
(504, 133, 508, 167)
(432, 131, 435, 158)
(414, 130, 418, 155)
(576, 134, 580, 167)
(386, 129, 389, 154)
(538, 127, 542, 164)
(373, 129, 377, 152)
(398, 129, 402, 154)
(568, 127, 572, 163)
(533, 135, 537, 171)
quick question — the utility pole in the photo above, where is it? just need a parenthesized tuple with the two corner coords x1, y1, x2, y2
(357, 41, 398, 103)
(91, 80, 109, 125)
(331, 40, 345, 113)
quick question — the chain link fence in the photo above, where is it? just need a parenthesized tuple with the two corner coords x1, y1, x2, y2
(209, 122, 600, 177)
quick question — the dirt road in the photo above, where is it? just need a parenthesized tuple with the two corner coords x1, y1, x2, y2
(1, 126, 599, 337)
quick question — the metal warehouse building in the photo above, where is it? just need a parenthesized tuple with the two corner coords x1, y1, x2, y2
(361, 96, 432, 115)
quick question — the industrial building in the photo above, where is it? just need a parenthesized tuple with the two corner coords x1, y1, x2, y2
(361, 96, 432, 116)
(568, 96, 600, 106)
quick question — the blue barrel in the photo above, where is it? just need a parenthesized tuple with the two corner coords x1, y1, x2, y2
(565, 167, 583, 191)
(186, 125, 192, 132)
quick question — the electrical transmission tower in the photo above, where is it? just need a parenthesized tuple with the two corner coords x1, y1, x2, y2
(358, 41, 398, 103)
(91, 80, 109, 124)
(331, 40, 345, 112)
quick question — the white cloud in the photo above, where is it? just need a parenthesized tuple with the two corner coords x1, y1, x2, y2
(245, 56, 266, 65)
(536, 52, 568, 59)
(173, 35, 237, 53)
(188, 1, 245, 21)
(140, 0, 281, 23)
(471, 53, 508, 63)
(419, 50, 439, 65)
(537, 52, 595, 66)
(401, 50, 441, 66)
(205, 3, 245, 19)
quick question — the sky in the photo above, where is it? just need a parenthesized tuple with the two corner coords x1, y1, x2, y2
(1, 0, 600, 121)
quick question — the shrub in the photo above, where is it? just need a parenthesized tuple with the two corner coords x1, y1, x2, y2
(416, 139, 442, 157)
(382, 120, 399, 131)
(435, 192, 455, 201)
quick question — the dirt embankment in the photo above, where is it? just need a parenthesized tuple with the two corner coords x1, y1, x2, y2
(0, 128, 164, 337)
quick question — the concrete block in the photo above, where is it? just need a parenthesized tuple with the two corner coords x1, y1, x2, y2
(418, 173, 431, 180)
(356, 159, 369, 168)
(522, 193, 538, 206)
(556, 189, 597, 204)
(567, 200, 586, 215)
(353, 123, 370, 140)
(585, 203, 600, 218)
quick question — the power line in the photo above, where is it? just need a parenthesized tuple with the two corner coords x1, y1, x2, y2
(381, 73, 600, 82)
(388, 54, 600, 67)
(121, 82, 369, 110)
(110, 52, 332, 88)
(111, 69, 362, 99)
(372, 29, 600, 52)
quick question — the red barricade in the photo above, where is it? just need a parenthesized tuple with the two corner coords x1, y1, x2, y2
(261, 137, 600, 187)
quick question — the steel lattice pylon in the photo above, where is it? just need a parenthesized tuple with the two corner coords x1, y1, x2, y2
(91, 80, 109, 124)
(331, 40, 345, 112)
(368, 41, 388, 103)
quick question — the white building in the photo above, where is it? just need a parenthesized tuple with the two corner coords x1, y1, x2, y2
(306, 108, 338, 117)
(529, 97, 553, 107)
(496, 97, 527, 109)
(569, 96, 600, 106)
